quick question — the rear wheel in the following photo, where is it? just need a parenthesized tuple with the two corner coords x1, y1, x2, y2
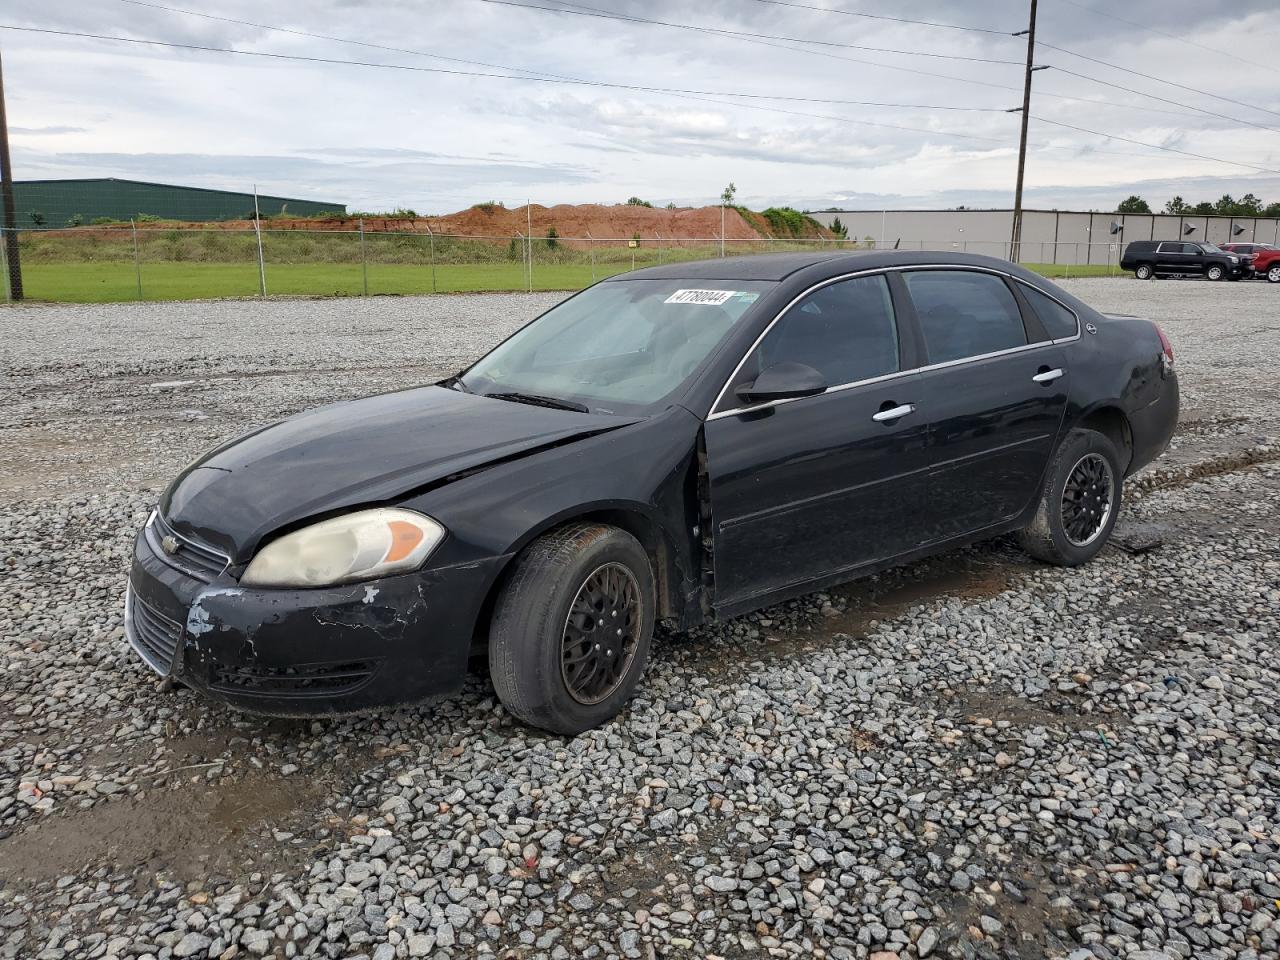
(1268, 265, 1280, 283)
(489, 523, 655, 735)
(1206, 264, 1226, 281)
(1134, 263, 1154, 280)
(1018, 428, 1123, 567)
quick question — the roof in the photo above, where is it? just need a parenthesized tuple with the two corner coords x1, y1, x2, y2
(614, 249, 1035, 282)
(13, 176, 339, 205)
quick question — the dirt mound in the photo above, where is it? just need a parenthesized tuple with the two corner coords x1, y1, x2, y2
(41, 204, 834, 243)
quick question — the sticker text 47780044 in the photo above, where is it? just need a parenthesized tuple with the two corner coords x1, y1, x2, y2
(664, 289, 737, 306)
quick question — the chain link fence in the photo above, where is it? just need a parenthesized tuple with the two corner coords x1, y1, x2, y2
(1, 223, 1133, 304)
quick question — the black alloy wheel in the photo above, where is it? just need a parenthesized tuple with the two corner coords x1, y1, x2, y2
(1206, 264, 1225, 281)
(489, 522, 655, 735)
(561, 562, 642, 704)
(1018, 427, 1124, 566)
(1060, 452, 1115, 548)
(1135, 263, 1154, 280)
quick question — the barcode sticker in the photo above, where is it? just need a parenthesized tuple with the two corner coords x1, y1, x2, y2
(664, 289, 736, 305)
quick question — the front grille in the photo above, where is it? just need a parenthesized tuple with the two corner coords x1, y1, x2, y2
(148, 512, 230, 581)
(208, 660, 377, 698)
(127, 587, 183, 675)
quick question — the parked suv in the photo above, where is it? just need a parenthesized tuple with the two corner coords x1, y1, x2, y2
(1222, 242, 1280, 282)
(1120, 240, 1242, 281)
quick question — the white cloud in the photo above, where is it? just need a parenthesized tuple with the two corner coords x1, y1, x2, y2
(4, 0, 1279, 211)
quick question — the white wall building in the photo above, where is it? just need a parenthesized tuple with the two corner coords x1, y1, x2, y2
(807, 208, 1280, 267)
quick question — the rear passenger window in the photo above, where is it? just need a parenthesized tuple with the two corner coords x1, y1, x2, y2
(904, 271, 1027, 365)
(1019, 285, 1079, 340)
(745, 274, 899, 389)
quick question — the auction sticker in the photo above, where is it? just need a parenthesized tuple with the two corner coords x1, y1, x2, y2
(664, 289, 737, 305)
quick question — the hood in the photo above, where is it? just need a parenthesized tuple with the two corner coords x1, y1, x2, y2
(161, 385, 638, 560)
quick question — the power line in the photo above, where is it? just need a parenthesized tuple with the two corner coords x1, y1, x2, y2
(0, 24, 1010, 115)
(469, 0, 1024, 64)
(1057, 0, 1280, 76)
(110, 0, 1219, 170)
(11, 22, 1275, 175)
(738, 0, 1012, 37)
(115, 0, 585, 83)
(473, 0, 1258, 124)
(1045, 64, 1280, 136)
(1036, 39, 1280, 122)
(1030, 115, 1280, 175)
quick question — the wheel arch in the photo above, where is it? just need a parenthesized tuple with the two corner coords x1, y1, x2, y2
(467, 501, 689, 649)
(1071, 404, 1134, 474)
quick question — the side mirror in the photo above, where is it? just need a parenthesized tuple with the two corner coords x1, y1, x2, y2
(735, 361, 827, 405)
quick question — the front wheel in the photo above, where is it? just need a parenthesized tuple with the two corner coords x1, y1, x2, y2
(1268, 265, 1280, 283)
(1206, 264, 1226, 281)
(1134, 263, 1154, 280)
(1018, 428, 1123, 567)
(489, 523, 655, 735)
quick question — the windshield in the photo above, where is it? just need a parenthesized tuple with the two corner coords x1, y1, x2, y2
(1202, 243, 1225, 254)
(460, 279, 774, 414)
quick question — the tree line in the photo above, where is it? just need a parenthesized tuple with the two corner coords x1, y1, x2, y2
(1116, 193, 1280, 217)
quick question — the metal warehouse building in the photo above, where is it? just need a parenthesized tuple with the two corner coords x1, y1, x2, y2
(809, 208, 1280, 267)
(12, 178, 346, 225)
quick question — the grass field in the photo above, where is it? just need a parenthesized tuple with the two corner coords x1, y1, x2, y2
(14, 258, 1122, 303)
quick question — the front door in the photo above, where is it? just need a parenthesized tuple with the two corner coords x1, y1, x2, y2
(900, 269, 1069, 542)
(704, 273, 930, 610)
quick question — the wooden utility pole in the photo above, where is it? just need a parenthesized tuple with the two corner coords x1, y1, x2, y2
(0, 49, 23, 300)
(1009, 0, 1042, 265)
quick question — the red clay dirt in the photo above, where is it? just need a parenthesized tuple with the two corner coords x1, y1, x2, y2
(47, 204, 834, 245)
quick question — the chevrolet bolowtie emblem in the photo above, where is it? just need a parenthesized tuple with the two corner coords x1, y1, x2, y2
(160, 534, 180, 555)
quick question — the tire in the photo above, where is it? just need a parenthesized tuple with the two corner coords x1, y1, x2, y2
(1206, 264, 1225, 281)
(1268, 265, 1280, 283)
(1018, 428, 1124, 567)
(1134, 263, 1153, 280)
(489, 523, 655, 735)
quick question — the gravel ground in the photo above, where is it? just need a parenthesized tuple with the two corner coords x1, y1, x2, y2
(1, 278, 1278, 960)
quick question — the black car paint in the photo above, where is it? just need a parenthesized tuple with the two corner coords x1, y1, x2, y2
(129, 251, 1179, 715)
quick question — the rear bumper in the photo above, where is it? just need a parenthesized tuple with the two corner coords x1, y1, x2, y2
(125, 529, 504, 716)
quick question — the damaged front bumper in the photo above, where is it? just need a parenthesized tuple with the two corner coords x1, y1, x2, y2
(125, 526, 501, 716)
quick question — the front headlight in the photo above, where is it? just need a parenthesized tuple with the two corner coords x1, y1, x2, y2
(1230, 256, 1239, 263)
(241, 508, 444, 588)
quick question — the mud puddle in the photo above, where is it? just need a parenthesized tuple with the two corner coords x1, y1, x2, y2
(0, 770, 327, 888)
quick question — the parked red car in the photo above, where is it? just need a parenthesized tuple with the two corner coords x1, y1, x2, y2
(1221, 243, 1280, 282)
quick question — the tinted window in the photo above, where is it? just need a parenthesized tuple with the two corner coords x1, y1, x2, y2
(1020, 284, 1078, 340)
(746, 274, 899, 389)
(905, 271, 1027, 364)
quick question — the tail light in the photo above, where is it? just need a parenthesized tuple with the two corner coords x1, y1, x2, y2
(1153, 321, 1174, 367)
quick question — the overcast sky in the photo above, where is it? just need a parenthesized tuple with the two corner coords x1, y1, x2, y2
(6, 0, 1280, 213)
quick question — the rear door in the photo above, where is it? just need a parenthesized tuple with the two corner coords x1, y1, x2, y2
(1155, 241, 1189, 275)
(704, 272, 930, 609)
(902, 269, 1070, 542)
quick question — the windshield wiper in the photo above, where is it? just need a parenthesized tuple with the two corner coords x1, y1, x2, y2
(484, 391, 590, 413)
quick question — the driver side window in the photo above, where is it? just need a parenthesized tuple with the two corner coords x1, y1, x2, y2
(735, 274, 899, 397)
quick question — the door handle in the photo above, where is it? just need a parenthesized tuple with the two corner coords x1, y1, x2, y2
(872, 403, 915, 422)
(1032, 368, 1064, 383)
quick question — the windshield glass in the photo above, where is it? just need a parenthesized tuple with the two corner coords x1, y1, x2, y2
(1202, 243, 1225, 254)
(460, 279, 774, 414)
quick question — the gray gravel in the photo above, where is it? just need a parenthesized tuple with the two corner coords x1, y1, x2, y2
(1, 278, 1278, 960)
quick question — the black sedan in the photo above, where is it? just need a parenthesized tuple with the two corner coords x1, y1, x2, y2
(126, 252, 1179, 733)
